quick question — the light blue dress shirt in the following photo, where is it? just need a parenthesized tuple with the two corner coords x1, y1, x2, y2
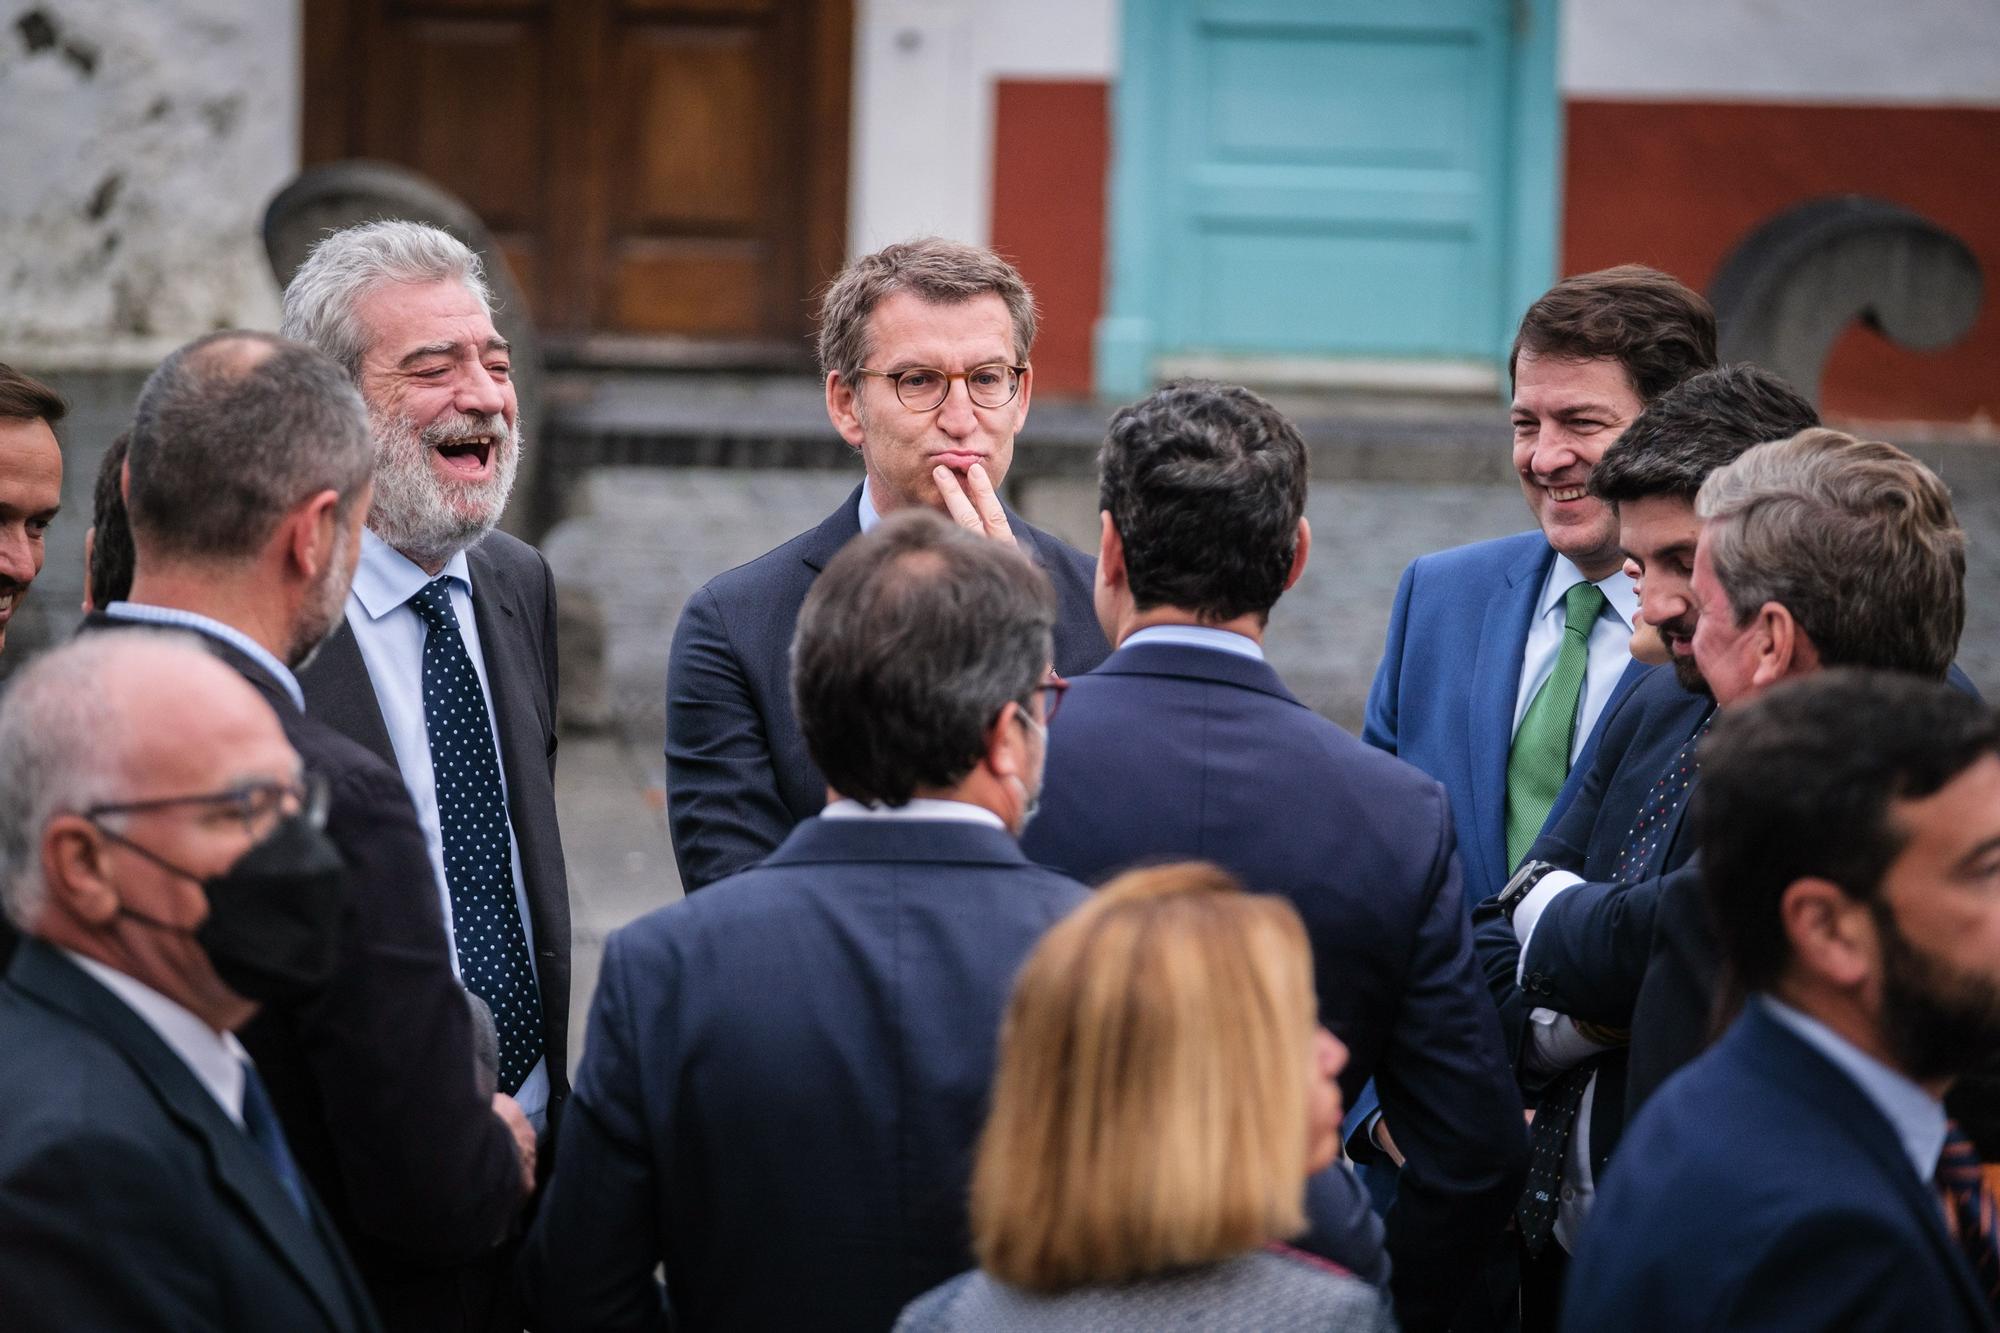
(343, 529, 548, 1123)
(103, 602, 305, 712)
(1122, 623, 1265, 661)
(1510, 554, 1641, 764)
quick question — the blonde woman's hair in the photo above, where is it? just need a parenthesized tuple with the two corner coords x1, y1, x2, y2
(970, 862, 1318, 1291)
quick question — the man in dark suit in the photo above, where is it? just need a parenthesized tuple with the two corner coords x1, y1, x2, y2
(523, 512, 1118, 1331)
(90, 331, 532, 1330)
(1470, 366, 1821, 1310)
(0, 631, 379, 1332)
(1493, 423, 1969, 1181)
(666, 238, 1109, 891)
(1564, 671, 2000, 1332)
(1021, 382, 1523, 1333)
(280, 221, 571, 1147)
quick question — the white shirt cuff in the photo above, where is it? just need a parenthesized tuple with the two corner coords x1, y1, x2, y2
(1512, 870, 1584, 982)
(1522, 1007, 1619, 1077)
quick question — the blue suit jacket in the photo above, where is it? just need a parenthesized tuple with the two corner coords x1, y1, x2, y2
(530, 816, 1315, 1332)
(0, 941, 379, 1332)
(1364, 531, 1647, 912)
(1563, 1001, 1992, 1332)
(665, 485, 1110, 892)
(1022, 640, 1525, 1333)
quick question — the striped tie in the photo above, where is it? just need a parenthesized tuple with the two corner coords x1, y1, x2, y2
(1938, 1119, 2000, 1315)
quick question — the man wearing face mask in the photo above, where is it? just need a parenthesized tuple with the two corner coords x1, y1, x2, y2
(81, 332, 532, 1333)
(0, 630, 377, 1331)
(522, 510, 1102, 1333)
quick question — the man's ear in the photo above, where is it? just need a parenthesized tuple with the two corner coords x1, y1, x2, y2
(826, 372, 867, 449)
(285, 490, 343, 581)
(1779, 876, 1875, 990)
(1097, 511, 1125, 590)
(982, 700, 1028, 782)
(1754, 602, 1817, 689)
(1284, 516, 1311, 591)
(42, 815, 122, 928)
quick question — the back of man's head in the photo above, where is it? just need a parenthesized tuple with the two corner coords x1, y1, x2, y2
(1697, 669, 1999, 996)
(126, 332, 373, 565)
(792, 509, 1055, 807)
(1510, 265, 1718, 403)
(1591, 364, 1820, 505)
(1098, 382, 1307, 624)
(1697, 429, 1964, 678)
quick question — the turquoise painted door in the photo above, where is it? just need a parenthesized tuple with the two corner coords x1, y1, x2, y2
(1098, 0, 1559, 394)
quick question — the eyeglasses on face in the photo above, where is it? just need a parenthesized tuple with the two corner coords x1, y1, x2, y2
(853, 363, 1027, 412)
(1035, 673, 1069, 724)
(83, 774, 331, 836)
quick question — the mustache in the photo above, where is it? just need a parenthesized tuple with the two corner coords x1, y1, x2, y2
(417, 411, 512, 450)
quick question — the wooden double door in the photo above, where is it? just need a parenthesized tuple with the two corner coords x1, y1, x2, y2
(304, 0, 852, 352)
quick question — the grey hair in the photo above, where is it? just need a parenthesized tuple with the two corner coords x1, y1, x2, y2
(279, 219, 494, 379)
(816, 237, 1037, 384)
(0, 630, 206, 930)
(126, 331, 374, 562)
(1696, 428, 1965, 679)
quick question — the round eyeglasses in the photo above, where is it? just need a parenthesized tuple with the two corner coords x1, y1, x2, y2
(854, 363, 1027, 413)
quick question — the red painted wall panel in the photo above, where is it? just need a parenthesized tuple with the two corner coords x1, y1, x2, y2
(1564, 100, 2000, 427)
(990, 79, 1110, 397)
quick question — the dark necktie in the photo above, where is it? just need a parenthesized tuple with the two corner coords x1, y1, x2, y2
(1506, 582, 1609, 870)
(1938, 1120, 2000, 1314)
(409, 577, 544, 1094)
(1612, 714, 1713, 882)
(1516, 1063, 1593, 1257)
(241, 1059, 310, 1220)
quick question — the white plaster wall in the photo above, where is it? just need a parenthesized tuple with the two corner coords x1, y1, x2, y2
(848, 0, 1119, 256)
(0, 0, 300, 368)
(1562, 0, 2000, 104)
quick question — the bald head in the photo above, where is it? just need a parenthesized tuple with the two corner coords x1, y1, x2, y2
(0, 629, 297, 932)
(127, 330, 373, 565)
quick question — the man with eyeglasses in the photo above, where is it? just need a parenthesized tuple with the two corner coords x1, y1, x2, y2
(526, 509, 1118, 1332)
(79, 331, 534, 1333)
(0, 629, 379, 1331)
(1021, 381, 1526, 1333)
(665, 237, 1110, 892)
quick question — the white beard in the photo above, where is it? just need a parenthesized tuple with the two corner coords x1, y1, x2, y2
(367, 407, 521, 568)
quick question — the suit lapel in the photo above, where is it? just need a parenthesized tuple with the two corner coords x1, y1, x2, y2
(12, 943, 364, 1331)
(297, 619, 397, 769)
(1468, 541, 1554, 889)
(800, 485, 865, 574)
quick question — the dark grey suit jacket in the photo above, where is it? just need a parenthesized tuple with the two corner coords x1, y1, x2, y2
(665, 484, 1110, 892)
(0, 940, 381, 1332)
(297, 530, 571, 1112)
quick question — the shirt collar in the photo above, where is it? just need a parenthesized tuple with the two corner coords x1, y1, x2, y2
(1123, 624, 1266, 661)
(350, 527, 472, 621)
(102, 602, 305, 712)
(1759, 994, 1948, 1181)
(1537, 552, 1639, 632)
(64, 950, 250, 1126)
(821, 797, 1007, 831)
(857, 481, 882, 535)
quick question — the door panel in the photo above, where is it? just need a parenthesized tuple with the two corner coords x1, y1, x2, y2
(303, 0, 850, 347)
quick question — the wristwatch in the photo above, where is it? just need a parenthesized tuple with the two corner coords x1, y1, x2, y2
(1497, 859, 1559, 925)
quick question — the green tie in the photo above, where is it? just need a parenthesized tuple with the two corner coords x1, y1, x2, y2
(1505, 581, 1608, 869)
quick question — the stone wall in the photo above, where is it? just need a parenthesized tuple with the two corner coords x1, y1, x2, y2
(0, 0, 298, 368)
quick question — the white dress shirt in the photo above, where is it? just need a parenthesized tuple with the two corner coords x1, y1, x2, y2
(342, 528, 548, 1122)
(821, 797, 1006, 830)
(67, 951, 249, 1126)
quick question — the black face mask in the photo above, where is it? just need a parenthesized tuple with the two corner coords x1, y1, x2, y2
(98, 812, 348, 1004)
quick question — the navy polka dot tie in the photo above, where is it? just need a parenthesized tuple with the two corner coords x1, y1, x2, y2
(1613, 714, 1714, 882)
(409, 578, 543, 1095)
